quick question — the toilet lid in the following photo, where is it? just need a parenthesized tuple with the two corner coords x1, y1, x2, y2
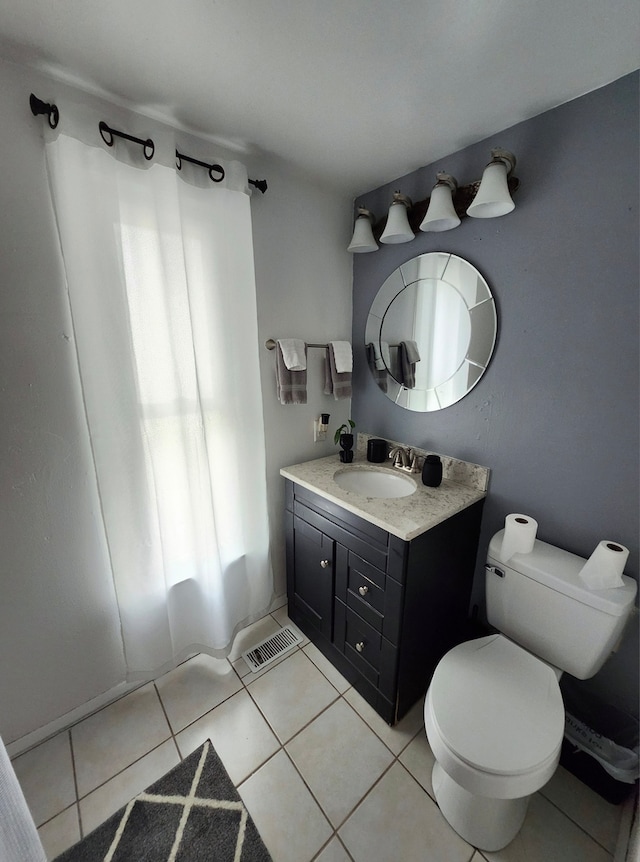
(428, 635, 564, 776)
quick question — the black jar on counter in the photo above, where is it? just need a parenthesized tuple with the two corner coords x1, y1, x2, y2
(422, 454, 442, 487)
(366, 438, 387, 463)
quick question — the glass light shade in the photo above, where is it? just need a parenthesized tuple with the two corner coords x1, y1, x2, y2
(467, 161, 515, 218)
(419, 183, 461, 232)
(380, 200, 414, 244)
(347, 211, 378, 253)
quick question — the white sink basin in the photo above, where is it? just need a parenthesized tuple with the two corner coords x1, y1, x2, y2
(333, 466, 417, 499)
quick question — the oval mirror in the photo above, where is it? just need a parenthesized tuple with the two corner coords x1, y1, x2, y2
(365, 253, 497, 411)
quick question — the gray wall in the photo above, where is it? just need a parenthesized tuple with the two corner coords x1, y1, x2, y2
(351, 72, 639, 721)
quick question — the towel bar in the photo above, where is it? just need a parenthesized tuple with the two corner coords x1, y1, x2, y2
(265, 339, 328, 350)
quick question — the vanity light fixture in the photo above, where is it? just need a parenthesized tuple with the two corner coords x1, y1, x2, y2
(379, 192, 414, 244)
(419, 173, 461, 232)
(466, 148, 516, 218)
(347, 207, 378, 253)
(347, 148, 519, 252)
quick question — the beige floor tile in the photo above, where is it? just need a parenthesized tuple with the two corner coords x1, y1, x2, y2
(287, 699, 393, 827)
(540, 765, 622, 853)
(175, 688, 280, 784)
(71, 683, 171, 798)
(12, 731, 76, 826)
(238, 749, 333, 862)
(233, 643, 302, 683)
(314, 836, 354, 862)
(343, 686, 425, 754)
(79, 739, 180, 836)
(38, 805, 81, 861)
(247, 650, 339, 743)
(232, 655, 252, 680)
(483, 792, 614, 862)
(339, 761, 474, 862)
(24, 629, 619, 862)
(155, 652, 243, 733)
(302, 642, 352, 693)
(398, 730, 436, 799)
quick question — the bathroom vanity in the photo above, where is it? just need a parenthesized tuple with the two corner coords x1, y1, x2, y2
(281, 439, 489, 724)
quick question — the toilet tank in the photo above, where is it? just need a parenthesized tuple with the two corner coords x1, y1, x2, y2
(486, 531, 637, 679)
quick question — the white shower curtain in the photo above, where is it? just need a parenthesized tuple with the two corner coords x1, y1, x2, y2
(0, 735, 46, 862)
(45, 133, 273, 677)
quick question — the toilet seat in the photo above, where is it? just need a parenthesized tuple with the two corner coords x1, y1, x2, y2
(425, 634, 564, 798)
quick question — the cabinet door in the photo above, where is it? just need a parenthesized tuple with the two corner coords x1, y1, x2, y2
(291, 515, 335, 640)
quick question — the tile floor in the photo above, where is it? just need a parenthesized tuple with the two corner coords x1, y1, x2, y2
(12, 605, 628, 862)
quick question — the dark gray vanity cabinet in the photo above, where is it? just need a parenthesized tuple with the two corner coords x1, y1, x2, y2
(284, 479, 484, 725)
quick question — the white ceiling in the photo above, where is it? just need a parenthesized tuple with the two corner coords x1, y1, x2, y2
(0, 0, 638, 196)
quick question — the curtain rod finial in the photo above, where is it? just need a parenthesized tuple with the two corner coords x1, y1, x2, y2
(30, 93, 59, 129)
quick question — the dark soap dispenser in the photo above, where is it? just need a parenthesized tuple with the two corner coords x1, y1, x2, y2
(422, 454, 442, 487)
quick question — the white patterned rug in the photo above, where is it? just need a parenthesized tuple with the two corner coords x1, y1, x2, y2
(54, 741, 272, 861)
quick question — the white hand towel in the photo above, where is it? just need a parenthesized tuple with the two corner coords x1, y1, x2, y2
(380, 341, 391, 369)
(373, 341, 391, 370)
(328, 341, 352, 373)
(324, 345, 352, 400)
(402, 339, 421, 364)
(275, 342, 307, 404)
(277, 339, 307, 371)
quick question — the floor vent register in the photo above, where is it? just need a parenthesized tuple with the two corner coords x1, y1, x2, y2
(241, 625, 303, 673)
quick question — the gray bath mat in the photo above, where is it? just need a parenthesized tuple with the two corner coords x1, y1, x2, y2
(54, 740, 272, 861)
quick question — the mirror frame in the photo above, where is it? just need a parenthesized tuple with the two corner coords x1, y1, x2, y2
(365, 252, 497, 412)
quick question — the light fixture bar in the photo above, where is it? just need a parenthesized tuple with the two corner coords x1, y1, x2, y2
(348, 148, 519, 250)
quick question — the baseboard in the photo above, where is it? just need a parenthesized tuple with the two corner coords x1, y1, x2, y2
(268, 593, 288, 613)
(615, 786, 639, 862)
(8, 602, 289, 760)
(6, 680, 141, 759)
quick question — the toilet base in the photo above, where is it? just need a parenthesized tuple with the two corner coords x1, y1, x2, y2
(432, 761, 530, 851)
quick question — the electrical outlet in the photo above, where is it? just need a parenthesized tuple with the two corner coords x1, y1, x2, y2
(314, 419, 327, 442)
(314, 414, 330, 442)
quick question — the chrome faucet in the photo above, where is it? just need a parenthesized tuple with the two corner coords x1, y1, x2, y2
(388, 446, 421, 473)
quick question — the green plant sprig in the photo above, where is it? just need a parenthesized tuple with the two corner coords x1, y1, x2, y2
(334, 419, 355, 445)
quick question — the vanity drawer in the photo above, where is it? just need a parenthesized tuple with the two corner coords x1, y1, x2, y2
(337, 551, 403, 644)
(345, 553, 385, 628)
(334, 600, 397, 700)
(344, 605, 381, 683)
(290, 483, 390, 571)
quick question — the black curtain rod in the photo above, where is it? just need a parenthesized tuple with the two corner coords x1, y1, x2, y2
(175, 150, 267, 192)
(29, 93, 268, 192)
(99, 121, 155, 160)
(176, 149, 224, 183)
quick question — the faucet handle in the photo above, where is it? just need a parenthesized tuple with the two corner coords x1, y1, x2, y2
(388, 446, 401, 467)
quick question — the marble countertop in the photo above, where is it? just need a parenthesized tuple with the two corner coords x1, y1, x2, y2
(280, 437, 489, 542)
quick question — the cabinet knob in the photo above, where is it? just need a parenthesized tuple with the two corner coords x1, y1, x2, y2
(320, 559, 330, 569)
(355, 641, 365, 653)
(358, 585, 369, 596)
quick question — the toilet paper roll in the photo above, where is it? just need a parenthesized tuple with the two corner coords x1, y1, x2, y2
(578, 541, 628, 590)
(499, 514, 538, 562)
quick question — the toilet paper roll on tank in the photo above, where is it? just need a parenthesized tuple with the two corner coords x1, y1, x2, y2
(499, 514, 538, 562)
(499, 512, 629, 590)
(578, 541, 629, 590)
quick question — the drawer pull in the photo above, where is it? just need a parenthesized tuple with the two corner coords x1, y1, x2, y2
(320, 559, 330, 568)
(355, 641, 365, 653)
(358, 585, 369, 596)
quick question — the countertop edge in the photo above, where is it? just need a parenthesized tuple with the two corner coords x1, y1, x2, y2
(280, 458, 486, 542)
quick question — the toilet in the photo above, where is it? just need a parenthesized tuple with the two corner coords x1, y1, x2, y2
(424, 529, 637, 852)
